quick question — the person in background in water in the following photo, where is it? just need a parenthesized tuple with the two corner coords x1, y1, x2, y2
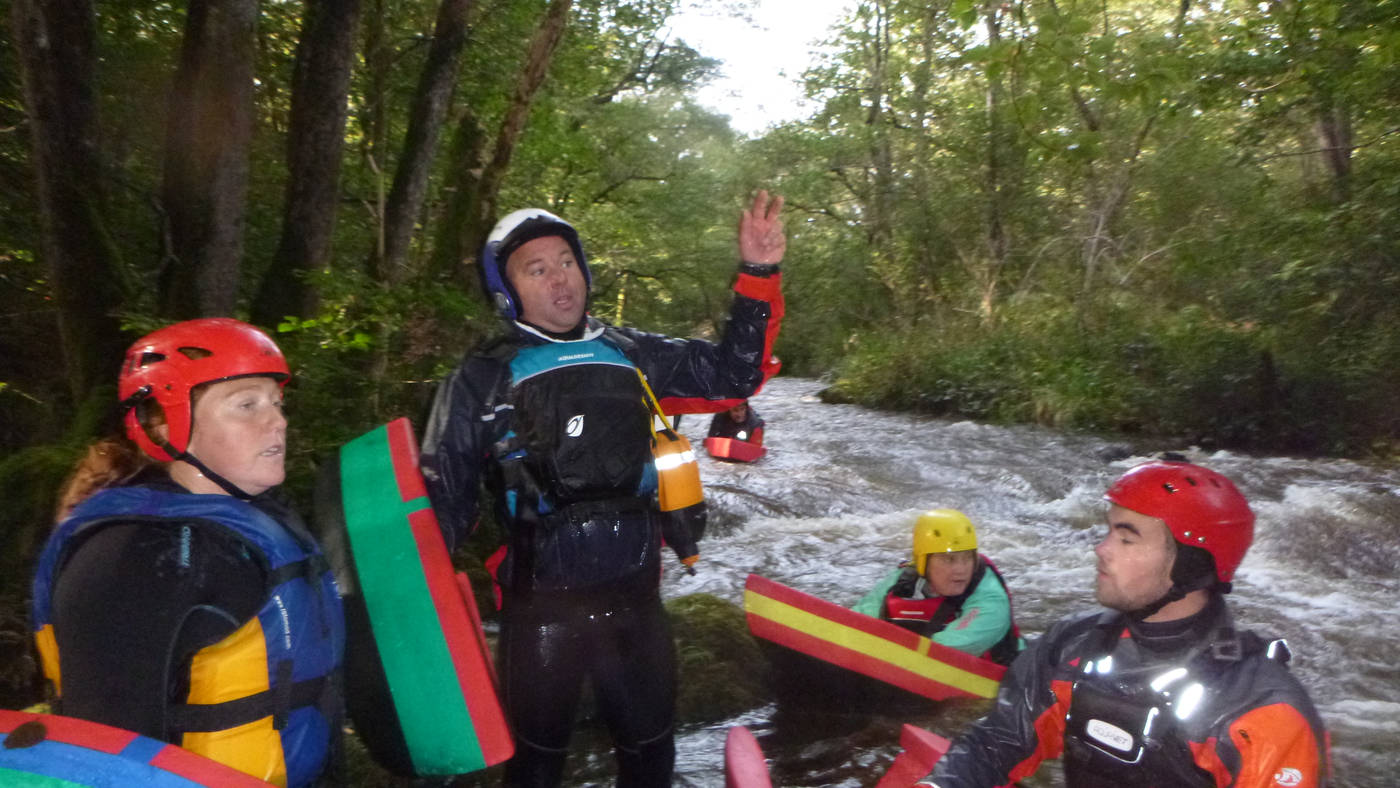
(916, 461, 1329, 788)
(420, 191, 786, 787)
(853, 509, 1023, 665)
(707, 400, 765, 445)
(30, 319, 345, 787)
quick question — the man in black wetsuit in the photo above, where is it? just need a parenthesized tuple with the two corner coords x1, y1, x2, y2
(421, 192, 786, 787)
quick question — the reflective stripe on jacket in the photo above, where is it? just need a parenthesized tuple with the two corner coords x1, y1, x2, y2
(924, 606, 1329, 788)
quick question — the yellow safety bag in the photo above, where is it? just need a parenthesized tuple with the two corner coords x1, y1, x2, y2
(637, 370, 703, 512)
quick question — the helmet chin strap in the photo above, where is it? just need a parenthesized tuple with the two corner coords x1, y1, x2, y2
(161, 441, 255, 500)
(1128, 584, 1189, 622)
(1128, 540, 1228, 621)
(1128, 572, 1226, 622)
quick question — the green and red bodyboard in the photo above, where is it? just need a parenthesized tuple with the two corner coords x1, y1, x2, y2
(330, 418, 512, 775)
(744, 574, 1006, 701)
(0, 709, 274, 787)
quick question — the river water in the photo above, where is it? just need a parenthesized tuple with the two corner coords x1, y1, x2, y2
(574, 377, 1399, 787)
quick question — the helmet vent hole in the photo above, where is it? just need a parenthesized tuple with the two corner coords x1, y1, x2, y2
(1185, 476, 1198, 486)
(176, 346, 213, 361)
(1161, 482, 1177, 494)
(138, 351, 166, 367)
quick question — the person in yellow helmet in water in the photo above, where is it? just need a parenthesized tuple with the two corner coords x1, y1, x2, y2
(853, 509, 1024, 665)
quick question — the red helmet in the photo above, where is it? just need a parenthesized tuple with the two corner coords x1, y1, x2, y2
(1104, 461, 1254, 583)
(119, 318, 289, 462)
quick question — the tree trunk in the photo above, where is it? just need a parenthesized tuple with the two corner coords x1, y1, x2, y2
(1314, 104, 1352, 203)
(251, 0, 362, 327)
(11, 0, 126, 404)
(465, 0, 574, 261)
(428, 106, 488, 279)
(431, 0, 574, 288)
(158, 0, 258, 318)
(979, 0, 1010, 325)
(369, 0, 473, 286)
(865, 0, 902, 320)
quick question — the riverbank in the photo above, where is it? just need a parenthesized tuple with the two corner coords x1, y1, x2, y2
(813, 303, 1400, 461)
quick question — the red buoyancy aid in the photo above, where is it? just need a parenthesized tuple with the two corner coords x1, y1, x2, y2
(881, 555, 1023, 665)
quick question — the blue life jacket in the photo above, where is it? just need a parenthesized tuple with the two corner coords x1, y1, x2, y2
(31, 486, 345, 788)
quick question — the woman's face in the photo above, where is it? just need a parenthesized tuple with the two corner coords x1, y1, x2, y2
(925, 550, 977, 597)
(179, 376, 287, 496)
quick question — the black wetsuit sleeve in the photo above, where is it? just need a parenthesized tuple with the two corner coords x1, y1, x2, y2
(50, 521, 264, 740)
(924, 614, 1099, 787)
(614, 269, 779, 402)
(421, 354, 505, 550)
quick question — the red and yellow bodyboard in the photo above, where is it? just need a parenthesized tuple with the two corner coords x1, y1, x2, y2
(743, 574, 1005, 701)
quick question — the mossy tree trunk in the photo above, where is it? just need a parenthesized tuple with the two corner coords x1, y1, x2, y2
(10, 0, 126, 406)
(251, 0, 363, 327)
(158, 0, 258, 319)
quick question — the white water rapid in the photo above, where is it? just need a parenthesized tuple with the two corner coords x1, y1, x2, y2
(583, 376, 1400, 787)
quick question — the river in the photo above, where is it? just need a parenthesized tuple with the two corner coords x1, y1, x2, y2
(573, 376, 1399, 787)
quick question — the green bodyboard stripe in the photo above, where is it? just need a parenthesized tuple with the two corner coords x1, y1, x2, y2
(0, 770, 85, 788)
(339, 425, 485, 772)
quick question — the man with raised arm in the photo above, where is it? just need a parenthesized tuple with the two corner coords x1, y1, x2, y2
(422, 192, 785, 787)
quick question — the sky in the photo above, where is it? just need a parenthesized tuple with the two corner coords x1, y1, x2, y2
(670, 0, 855, 136)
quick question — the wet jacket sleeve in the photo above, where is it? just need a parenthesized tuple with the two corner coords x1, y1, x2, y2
(852, 568, 904, 617)
(931, 570, 1013, 656)
(631, 265, 783, 413)
(923, 615, 1092, 788)
(420, 355, 504, 551)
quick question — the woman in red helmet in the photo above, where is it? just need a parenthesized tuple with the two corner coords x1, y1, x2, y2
(916, 461, 1329, 788)
(30, 318, 344, 787)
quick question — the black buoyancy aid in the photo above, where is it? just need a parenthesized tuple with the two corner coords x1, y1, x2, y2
(1061, 613, 1285, 788)
(881, 556, 1023, 665)
(482, 327, 666, 592)
(31, 486, 344, 788)
(492, 329, 655, 510)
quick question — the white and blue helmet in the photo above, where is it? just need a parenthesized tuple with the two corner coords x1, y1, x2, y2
(481, 208, 591, 320)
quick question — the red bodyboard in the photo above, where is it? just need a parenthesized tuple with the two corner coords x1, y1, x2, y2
(704, 436, 766, 462)
(724, 726, 774, 788)
(874, 724, 1011, 788)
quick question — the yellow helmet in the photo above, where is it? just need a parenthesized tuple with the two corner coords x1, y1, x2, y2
(912, 509, 978, 576)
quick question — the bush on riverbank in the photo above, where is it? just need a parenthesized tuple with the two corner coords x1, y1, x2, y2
(824, 295, 1400, 457)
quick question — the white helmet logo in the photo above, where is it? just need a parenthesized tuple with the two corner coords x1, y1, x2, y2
(566, 415, 585, 437)
(1273, 768, 1302, 787)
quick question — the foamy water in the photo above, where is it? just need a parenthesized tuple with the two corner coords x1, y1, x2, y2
(653, 377, 1398, 788)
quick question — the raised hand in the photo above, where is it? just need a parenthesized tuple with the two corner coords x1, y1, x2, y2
(738, 190, 786, 265)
